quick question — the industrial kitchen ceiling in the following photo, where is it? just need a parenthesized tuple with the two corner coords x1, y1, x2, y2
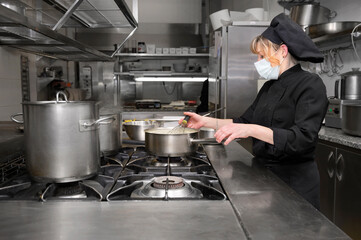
(0, 0, 137, 61)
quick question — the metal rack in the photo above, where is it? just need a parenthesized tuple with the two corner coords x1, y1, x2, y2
(0, 155, 25, 184)
(0, 0, 138, 61)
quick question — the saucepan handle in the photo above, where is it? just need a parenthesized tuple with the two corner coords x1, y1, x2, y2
(10, 113, 24, 124)
(191, 138, 219, 144)
(191, 137, 242, 145)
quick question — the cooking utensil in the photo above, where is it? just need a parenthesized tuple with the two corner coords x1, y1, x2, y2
(290, 4, 336, 28)
(306, 21, 360, 39)
(177, 107, 226, 129)
(14, 91, 113, 183)
(123, 120, 156, 141)
(145, 127, 219, 157)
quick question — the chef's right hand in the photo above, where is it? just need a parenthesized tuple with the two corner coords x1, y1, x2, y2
(179, 112, 205, 129)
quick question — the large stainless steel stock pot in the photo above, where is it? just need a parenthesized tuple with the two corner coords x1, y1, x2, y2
(13, 92, 113, 183)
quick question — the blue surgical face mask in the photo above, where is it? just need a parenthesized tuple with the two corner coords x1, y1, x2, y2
(254, 50, 284, 80)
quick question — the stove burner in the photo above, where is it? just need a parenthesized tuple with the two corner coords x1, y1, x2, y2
(129, 177, 203, 199)
(45, 182, 87, 199)
(152, 176, 184, 189)
(0, 145, 226, 201)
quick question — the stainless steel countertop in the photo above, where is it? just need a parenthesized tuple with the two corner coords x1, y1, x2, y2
(0, 201, 246, 240)
(204, 142, 351, 240)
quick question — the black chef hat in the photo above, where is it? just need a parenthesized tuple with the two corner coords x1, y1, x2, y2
(262, 13, 324, 63)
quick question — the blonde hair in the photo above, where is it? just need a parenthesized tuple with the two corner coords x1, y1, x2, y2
(250, 35, 281, 66)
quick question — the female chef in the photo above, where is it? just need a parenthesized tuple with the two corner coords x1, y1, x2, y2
(181, 13, 328, 209)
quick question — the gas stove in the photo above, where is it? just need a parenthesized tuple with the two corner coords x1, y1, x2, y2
(0, 146, 226, 201)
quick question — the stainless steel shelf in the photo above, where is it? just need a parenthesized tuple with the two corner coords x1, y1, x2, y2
(311, 32, 361, 50)
(307, 22, 361, 49)
(114, 71, 208, 77)
(0, 0, 137, 61)
(114, 53, 209, 60)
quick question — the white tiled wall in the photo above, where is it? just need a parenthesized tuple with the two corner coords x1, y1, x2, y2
(0, 47, 37, 121)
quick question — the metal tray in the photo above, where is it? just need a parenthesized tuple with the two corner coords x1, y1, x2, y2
(306, 21, 361, 39)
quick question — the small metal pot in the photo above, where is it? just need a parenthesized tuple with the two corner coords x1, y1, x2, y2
(335, 68, 361, 100)
(123, 121, 156, 141)
(198, 127, 216, 139)
(145, 127, 218, 157)
(290, 4, 336, 28)
(341, 103, 361, 136)
(99, 112, 121, 156)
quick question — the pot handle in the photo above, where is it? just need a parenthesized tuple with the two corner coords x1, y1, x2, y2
(334, 80, 339, 98)
(191, 137, 242, 145)
(56, 91, 68, 103)
(11, 113, 24, 124)
(191, 138, 219, 144)
(81, 116, 115, 129)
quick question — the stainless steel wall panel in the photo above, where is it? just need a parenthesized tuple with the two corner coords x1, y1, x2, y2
(209, 25, 266, 119)
(223, 26, 266, 119)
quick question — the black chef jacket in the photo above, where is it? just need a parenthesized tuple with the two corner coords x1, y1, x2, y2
(233, 64, 328, 209)
(233, 64, 328, 164)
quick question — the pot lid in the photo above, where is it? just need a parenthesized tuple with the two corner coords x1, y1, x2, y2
(342, 68, 361, 76)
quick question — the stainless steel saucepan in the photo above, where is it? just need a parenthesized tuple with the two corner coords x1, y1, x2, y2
(145, 127, 219, 157)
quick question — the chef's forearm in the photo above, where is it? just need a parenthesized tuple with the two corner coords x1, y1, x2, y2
(248, 124, 274, 145)
(203, 117, 233, 130)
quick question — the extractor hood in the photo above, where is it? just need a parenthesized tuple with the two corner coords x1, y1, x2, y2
(0, 0, 138, 61)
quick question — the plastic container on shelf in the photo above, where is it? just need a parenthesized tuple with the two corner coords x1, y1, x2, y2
(138, 42, 146, 53)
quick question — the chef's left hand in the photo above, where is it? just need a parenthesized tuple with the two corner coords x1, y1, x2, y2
(214, 123, 251, 145)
